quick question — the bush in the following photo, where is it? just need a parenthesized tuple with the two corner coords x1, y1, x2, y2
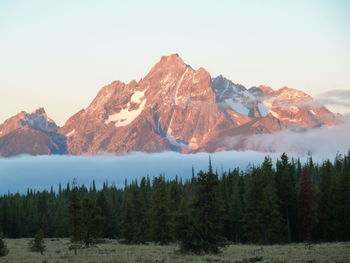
(0, 233, 9, 257)
(29, 230, 46, 255)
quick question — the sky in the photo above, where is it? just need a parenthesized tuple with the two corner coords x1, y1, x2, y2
(0, 0, 350, 126)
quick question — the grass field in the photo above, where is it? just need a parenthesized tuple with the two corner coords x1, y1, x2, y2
(1, 239, 349, 263)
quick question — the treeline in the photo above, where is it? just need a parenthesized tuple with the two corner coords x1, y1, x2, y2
(0, 152, 349, 249)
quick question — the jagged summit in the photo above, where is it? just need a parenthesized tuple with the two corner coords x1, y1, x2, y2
(0, 54, 343, 156)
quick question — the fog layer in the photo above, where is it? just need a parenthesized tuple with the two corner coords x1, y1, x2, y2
(0, 149, 344, 194)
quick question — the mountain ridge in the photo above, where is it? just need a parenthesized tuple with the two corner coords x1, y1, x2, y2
(0, 54, 343, 157)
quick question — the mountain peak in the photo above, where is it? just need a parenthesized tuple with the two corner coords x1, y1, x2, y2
(257, 85, 274, 96)
(32, 107, 46, 115)
(158, 53, 187, 68)
(276, 86, 310, 100)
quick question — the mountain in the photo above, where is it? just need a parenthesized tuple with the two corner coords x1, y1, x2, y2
(0, 108, 67, 157)
(0, 54, 342, 156)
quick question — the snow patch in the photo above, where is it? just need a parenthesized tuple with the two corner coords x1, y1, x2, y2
(166, 133, 188, 149)
(189, 138, 198, 149)
(131, 90, 145, 104)
(270, 111, 279, 118)
(174, 68, 188, 104)
(66, 129, 75, 137)
(257, 103, 269, 117)
(225, 99, 249, 116)
(263, 99, 274, 109)
(108, 100, 146, 127)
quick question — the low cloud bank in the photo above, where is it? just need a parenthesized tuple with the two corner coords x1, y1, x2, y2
(242, 122, 350, 156)
(0, 147, 346, 194)
(317, 89, 350, 108)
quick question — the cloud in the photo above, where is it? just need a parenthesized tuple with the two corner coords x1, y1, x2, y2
(240, 122, 350, 156)
(317, 89, 350, 108)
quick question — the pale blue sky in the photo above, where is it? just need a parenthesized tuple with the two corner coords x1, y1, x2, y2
(1, 0, 349, 125)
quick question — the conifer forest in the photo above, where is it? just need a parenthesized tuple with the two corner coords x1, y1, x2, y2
(0, 152, 350, 254)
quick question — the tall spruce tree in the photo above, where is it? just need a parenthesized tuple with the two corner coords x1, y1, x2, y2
(276, 153, 297, 242)
(334, 154, 350, 240)
(81, 196, 102, 247)
(177, 159, 227, 254)
(297, 167, 315, 241)
(68, 184, 82, 255)
(120, 193, 135, 244)
(150, 175, 172, 245)
(97, 191, 113, 238)
(317, 160, 335, 240)
(135, 177, 151, 243)
(230, 174, 243, 243)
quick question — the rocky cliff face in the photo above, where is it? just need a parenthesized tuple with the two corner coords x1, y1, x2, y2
(0, 108, 67, 157)
(0, 54, 342, 156)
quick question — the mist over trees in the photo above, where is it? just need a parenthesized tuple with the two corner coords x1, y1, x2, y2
(0, 152, 349, 253)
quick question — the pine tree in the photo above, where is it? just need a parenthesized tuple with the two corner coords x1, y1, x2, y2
(230, 174, 243, 243)
(334, 154, 350, 240)
(29, 229, 45, 255)
(178, 159, 227, 254)
(120, 193, 135, 243)
(150, 175, 172, 245)
(134, 177, 151, 243)
(260, 183, 286, 244)
(174, 197, 198, 252)
(0, 233, 9, 257)
(68, 185, 82, 254)
(81, 196, 102, 247)
(96, 191, 113, 238)
(317, 160, 335, 240)
(275, 153, 297, 242)
(297, 167, 315, 241)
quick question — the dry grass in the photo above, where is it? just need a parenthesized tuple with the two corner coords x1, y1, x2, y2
(1, 239, 349, 263)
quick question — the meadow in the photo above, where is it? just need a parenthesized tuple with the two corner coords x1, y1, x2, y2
(1, 239, 350, 263)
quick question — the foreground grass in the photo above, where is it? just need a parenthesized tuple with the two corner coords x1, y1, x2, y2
(1, 239, 350, 263)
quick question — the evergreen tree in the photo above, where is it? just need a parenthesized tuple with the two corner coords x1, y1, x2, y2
(174, 197, 198, 252)
(0, 152, 350, 246)
(260, 183, 286, 244)
(134, 177, 151, 243)
(297, 167, 315, 241)
(81, 196, 102, 247)
(178, 161, 227, 254)
(150, 175, 172, 245)
(68, 185, 82, 254)
(96, 191, 113, 238)
(275, 153, 297, 242)
(120, 193, 135, 243)
(29, 229, 45, 255)
(244, 157, 286, 244)
(230, 174, 243, 243)
(334, 154, 350, 240)
(317, 160, 335, 240)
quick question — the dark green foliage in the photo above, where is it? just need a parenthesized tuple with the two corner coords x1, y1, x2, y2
(0, 233, 9, 257)
(244, 158, 286, 244)
(0, 151, 349, 249)
(29, 229, 45, 254)
(297, 167, 315, 241)
(275, 153, 297, 242)
(150, 175, 172, 245)
(176, 159, 228, 254)
(68, 185, 82, 254)
(81, 196, 102, 247)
